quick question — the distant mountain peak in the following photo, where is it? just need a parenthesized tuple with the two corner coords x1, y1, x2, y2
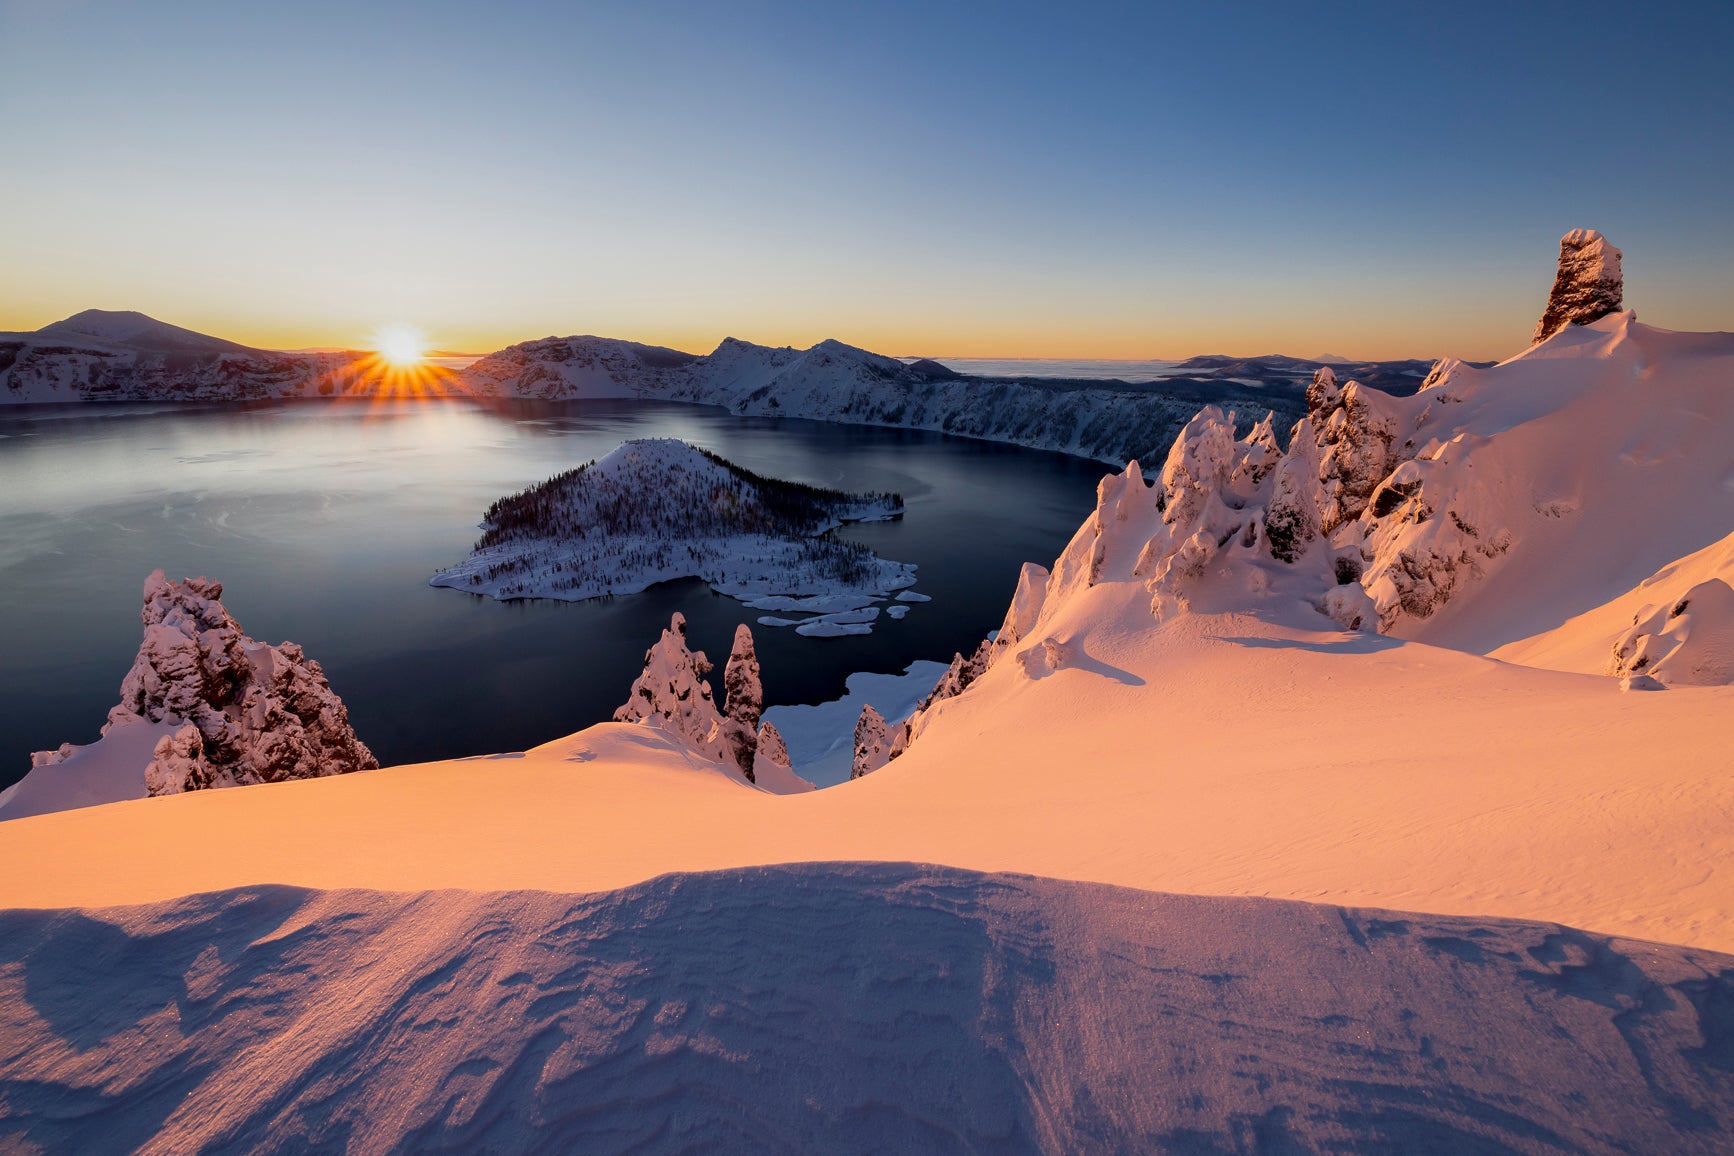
(36, 309, 256, 354)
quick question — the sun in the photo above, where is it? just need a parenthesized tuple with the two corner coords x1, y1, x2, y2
(373, 323, 428, 368)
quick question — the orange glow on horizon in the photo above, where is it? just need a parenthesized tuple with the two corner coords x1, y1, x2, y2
(372, 323, 429, 369)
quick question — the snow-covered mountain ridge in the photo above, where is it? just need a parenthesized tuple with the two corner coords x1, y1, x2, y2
(458, 331, 1330, 466)
(4, 309, 1444, 470)
(0, 310, 371, 403)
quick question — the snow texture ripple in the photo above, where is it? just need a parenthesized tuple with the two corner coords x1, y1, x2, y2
(2, 863, 1732, 1154)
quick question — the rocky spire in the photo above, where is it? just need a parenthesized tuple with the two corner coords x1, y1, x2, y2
(721, 624, 762, 782)
(97, 570, 377, 796)
(850, 705, 891, 780)
(1304, 366, 1340, 419)
(1532, 229, 1623, 344)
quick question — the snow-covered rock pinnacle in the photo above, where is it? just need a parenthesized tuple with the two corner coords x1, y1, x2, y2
(1532, 229, 1623, 344)
(850, 705, 891, 780)
(76, 570, 377, 795)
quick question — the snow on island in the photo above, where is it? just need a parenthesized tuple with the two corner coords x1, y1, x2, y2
(430, 439, 921, 635)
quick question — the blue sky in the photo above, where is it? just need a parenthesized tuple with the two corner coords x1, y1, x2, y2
(1, 0, 1728, 359)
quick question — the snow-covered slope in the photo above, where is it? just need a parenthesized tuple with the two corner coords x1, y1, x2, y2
(1495, 528, 1734, 684)
(4, 863, 1730, 1154)
(974, 309, 1734, 660)
(457, 334, 698, 399)
(0, 619, 1728, 952)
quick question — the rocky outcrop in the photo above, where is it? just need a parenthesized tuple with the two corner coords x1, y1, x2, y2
(1532, 229, 1623, 344)
(70, 571, 377, 796)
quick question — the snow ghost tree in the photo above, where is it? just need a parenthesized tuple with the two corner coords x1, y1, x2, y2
(851, 705, 891, 780)
(614, 612, 756, 776)
(721, 623, 763, 782)
(1533, 229, 1623, 344)
(89, 570, 378, 796)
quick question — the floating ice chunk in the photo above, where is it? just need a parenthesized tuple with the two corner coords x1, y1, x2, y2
(796, 620, 874, 638)
(741, 594, 880, 614)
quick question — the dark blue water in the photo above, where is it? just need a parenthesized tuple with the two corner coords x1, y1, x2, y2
(0, 399, 1108, 788)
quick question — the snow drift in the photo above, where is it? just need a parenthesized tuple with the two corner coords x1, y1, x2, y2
(3, 863, 1731, 1154)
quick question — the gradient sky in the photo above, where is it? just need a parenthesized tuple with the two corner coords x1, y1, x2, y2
(2, 0, 1729, 361)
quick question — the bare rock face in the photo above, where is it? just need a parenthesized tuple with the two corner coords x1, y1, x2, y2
(1532, 229, 1623, 344)
(100, 571, 377, 796)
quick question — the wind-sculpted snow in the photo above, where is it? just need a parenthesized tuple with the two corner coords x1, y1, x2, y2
(430, 439, 918, 630)
(1498, 530, 1734, 687)
(3, 864, 1732, 1154)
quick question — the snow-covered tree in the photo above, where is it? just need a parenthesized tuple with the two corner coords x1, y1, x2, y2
(721, 624, 762, 781)
(95, 570, 378, 796)
(756, 720, 791, 769)
(614, 613, 766, 776)
(851, 705, 891, 780)
(614, 612, 727, 756)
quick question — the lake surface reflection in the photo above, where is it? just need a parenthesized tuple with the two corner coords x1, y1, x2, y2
(0, 399, 1110, 788)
